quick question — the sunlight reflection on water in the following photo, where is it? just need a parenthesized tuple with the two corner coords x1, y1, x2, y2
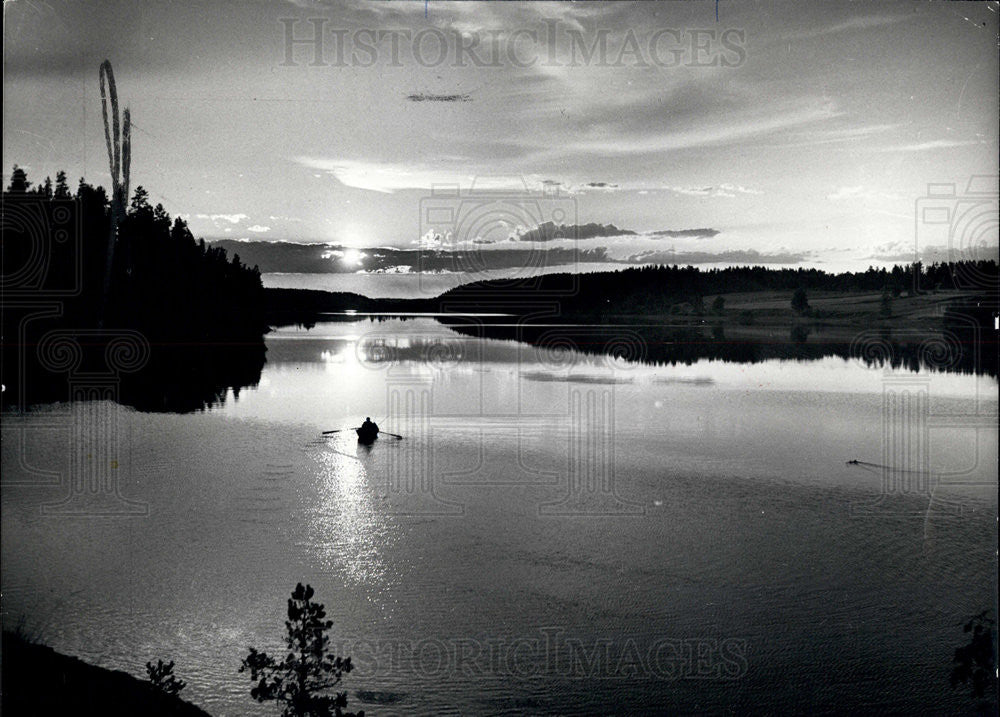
(309, 440, 396, 591)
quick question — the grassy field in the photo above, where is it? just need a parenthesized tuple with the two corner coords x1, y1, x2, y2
(602, 289, 992, 345)
(710, 289, 964, 322)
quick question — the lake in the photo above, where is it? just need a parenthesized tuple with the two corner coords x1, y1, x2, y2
(2, 318, 996, 715)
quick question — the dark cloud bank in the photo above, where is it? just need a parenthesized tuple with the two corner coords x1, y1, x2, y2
(210, 238, 806, 276)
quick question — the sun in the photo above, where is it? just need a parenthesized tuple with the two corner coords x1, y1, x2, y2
(341, 248, 364, 267)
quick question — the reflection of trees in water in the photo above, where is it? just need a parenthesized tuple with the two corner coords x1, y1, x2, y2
(354, 334, 477, 368)
(6, 334, 265, 413)
(118, 343, 266, 413)
(439, 315, 996, 377)
(789, 325, 811, 343)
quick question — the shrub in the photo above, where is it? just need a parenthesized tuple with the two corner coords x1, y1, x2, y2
(146, 659, 186, 697)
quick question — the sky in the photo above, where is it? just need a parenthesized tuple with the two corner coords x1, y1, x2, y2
(4, 0, 999, 276)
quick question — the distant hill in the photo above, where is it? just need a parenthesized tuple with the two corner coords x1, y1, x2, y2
(436, 260, 1000, 316)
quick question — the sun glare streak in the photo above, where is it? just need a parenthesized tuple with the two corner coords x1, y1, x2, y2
(307, 438, 399, 599)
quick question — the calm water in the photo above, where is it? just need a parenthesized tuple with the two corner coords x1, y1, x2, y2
(2, 319, 997, 715)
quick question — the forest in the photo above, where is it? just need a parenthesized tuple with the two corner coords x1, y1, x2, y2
(2, 166, 267, 411)
(440, 260, 1000, 315)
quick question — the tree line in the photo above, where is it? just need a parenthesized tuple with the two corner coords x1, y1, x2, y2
(442, 260, 999, 317)
(4, 165, 266, 341)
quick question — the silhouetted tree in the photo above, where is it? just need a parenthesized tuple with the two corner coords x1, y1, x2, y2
(7, 165, 30, 193)
(240, 584, 364, 717)
(146, 659, 186, 697)
(951, 611, 997, 709)
(711, 296, 725, 314)
(130, 185, 150, 212)
(791, 287, 810, 315)
(54, 170, 71, 198)
(912, 260, 924, 293)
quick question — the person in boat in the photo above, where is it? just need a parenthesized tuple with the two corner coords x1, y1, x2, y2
(360, 417, 379, 436)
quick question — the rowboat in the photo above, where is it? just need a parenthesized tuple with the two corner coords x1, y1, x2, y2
(356, 427, 379, 445)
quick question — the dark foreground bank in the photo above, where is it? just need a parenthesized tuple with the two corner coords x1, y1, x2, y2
(1, 631, 210, 717)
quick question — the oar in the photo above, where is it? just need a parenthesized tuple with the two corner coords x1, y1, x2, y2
(379, 430, 404, 440)
(322, 427, 358, 435)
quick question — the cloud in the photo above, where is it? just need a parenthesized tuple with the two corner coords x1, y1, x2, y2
(826, 186, 902, 202)
(196, 213, 249, 224)
(827, 186, 865, 201)
(247, 225, 271, 233)
(406, 93, 472, 103)
(294, 158, 631, 196)
(649, 229, 721, 239)
(719, 183, 763, 196)
(665, 184, 761, 198)
(784, 14, 913, 41)
(876, 139, 984, 152)
(347, 0, 600, 35)
(535, 179, 627, 194)
(516, 222, 636, 242)
(558, 97, 843, 156)
(205, 237, 809, 275)
(770, 124, 900, 148)
(666, 186, 715, 197)
(295, 157, 474, 194)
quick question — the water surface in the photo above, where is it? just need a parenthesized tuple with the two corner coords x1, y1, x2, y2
(2, 319, 996, 715)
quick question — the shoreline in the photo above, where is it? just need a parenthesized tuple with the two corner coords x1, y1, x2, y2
(264, 285, 987, 333)
(1, 631, 211, 717)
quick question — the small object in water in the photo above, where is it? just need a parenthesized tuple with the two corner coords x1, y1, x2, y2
(846, 459, 859, 465)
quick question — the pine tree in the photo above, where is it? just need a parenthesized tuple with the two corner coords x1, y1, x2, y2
(7, 165, 30, 193)
(240, 584, 363, 717)
(130, 185, 150, 212)
(145, 659, 186, 696)
(54, 170, 71, 198)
